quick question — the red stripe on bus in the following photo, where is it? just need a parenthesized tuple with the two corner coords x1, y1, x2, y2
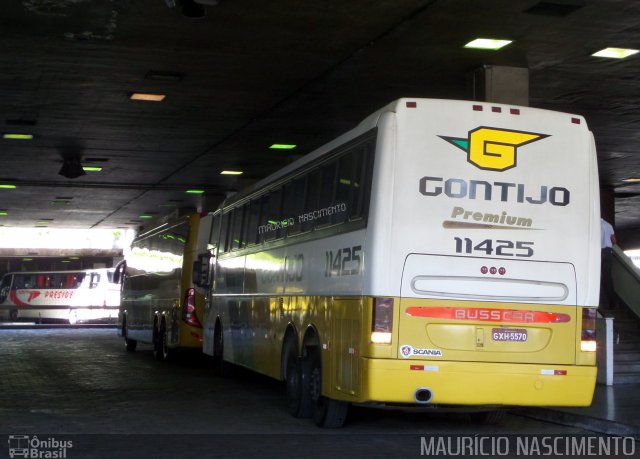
(405, 307, 571, 324)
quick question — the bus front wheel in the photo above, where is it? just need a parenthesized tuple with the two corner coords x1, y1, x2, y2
(308, 348, 348, 428)
(285, 342, 312, 418)
(123, 318, 137, 352)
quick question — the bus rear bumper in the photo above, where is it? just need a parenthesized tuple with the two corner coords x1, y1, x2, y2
(359, 358, 596, 407)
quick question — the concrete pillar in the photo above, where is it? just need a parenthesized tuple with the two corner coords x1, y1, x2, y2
(600, 185, 616, 226)
(468, 65, 529, 106)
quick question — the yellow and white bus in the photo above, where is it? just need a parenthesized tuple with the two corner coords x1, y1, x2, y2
(0, 268, 120, 324)
(197, 98, 600, 427)
(118, 211, 212, 360)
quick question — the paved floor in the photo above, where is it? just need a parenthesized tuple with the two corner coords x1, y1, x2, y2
(0, 327, 637, 458)
(520, 382, 640, 439)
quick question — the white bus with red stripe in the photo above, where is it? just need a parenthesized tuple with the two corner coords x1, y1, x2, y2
(0, 268, 120, 323)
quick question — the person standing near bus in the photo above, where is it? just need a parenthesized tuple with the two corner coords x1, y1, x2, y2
(601, 217, 617, 310)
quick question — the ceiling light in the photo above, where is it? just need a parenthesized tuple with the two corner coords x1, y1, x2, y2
(220, 170, 243, 175)
(269, 144, 297, 150)
(622, 178, 640, 183)
(464, 38, 512, 50)
(592, 48, 639, 59)
(186, 189, 205, 194)
(0, 184, 16, 189)
(129, 93, 166, 102)
(145, 70, 183, 81)
(139, 214, 154, 219)
(22, 258, 33, 261)
(82, 166, 103, 172)
(0, 211, 7, 216)
(3, 133, 33, 140)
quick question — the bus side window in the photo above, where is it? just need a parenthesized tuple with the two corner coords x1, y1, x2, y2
(90, 273, 100, 289)
(219, 212, 231, 254)
(245, 198, 261, 246)
(335, 152, 357, 224)
(283, 177, 306, 237)
(231, 206, 246, 250)
(303, 170, 321, 233)
(315, 161, 337, 228)
(261, 188, 283, 242)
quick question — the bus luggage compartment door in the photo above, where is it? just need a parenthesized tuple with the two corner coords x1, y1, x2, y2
(398, 254, 578, 365)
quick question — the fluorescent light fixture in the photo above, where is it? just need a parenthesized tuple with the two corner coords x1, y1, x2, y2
(0, 184, 16, 189)
(0, 211, 7, 216)
(139, 214, 154, 219)
(464, 38, 512, 50)
(3, 133, 34, 140)
(220, 170, 243, 175)
(592, 48, 639, 59)
(186, 189, 205, 194)
(269, 144, 297, 150)
(82, 166, 103, 172)
(623, 178, 640, 183)
(61, 260, 70, 263)
(22, 258, 33, 261)
(129, 93, 166, 102)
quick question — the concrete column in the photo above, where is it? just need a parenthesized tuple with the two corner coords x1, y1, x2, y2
(600, 185, 616, 226)
(468, 65, 529, 106)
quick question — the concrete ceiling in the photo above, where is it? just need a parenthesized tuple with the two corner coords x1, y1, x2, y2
(1, 0, 639, 242)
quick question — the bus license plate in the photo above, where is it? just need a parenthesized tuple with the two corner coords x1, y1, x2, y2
(492, 328, 527, 342)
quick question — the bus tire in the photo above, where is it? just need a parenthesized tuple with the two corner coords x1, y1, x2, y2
(161, 324, 176, 362)
(285, 343, 312, 418)
(470, 410, 506, 425)
(9, 309, 17, 321)
(123, 318, 137, 352)
(153, 321, 164, 361)
(309, 349, 348, 428)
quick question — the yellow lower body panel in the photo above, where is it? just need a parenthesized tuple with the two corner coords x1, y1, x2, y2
(360, 358, 596, 407)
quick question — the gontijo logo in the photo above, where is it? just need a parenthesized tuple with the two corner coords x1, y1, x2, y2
(439, 127, 549, 172)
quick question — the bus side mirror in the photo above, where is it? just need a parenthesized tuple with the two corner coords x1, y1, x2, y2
(193, 252, 214, 288)
(113, 261, 126, 285)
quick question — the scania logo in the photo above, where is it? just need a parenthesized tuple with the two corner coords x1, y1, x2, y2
(400, 345, 412, 358)
(439, 127, 549, 172)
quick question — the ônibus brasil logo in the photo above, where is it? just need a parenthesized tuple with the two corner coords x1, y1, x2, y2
(439, 127, 549, 172)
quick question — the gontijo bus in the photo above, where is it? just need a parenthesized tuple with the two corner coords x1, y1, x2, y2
(118, 211, 212, 361)
(196, 98, 600, 427)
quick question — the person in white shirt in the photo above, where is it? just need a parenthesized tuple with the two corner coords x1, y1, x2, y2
(600, 218, 617, 309)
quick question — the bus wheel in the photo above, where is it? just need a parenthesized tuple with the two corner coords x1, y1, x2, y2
(470, 410, 506, 425)
(161, 324, 176, 361)
(9, 310, 17, 321)
(123, 318, 137, 352)
(309, 349, 348, 428)
(285, 344, 312, 418)
(153, 322, 166, 361)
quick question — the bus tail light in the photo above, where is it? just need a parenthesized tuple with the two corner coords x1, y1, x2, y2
(580, 307, 597, 352)
(371, 298, 394, 344)
(182, 288, 202, 328)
